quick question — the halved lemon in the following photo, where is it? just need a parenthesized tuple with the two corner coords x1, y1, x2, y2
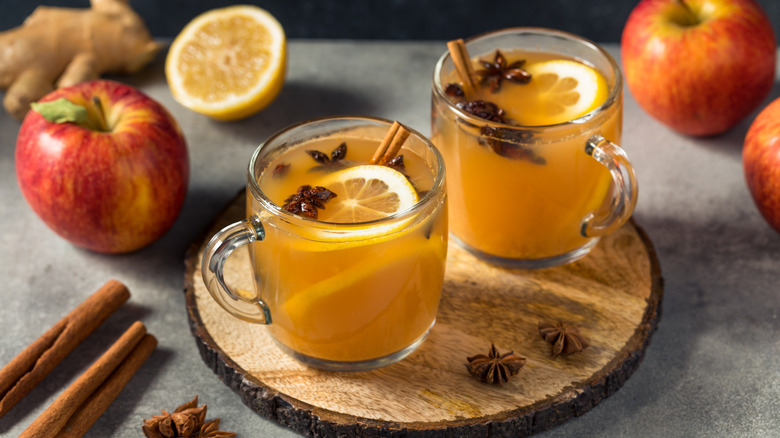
(314, 165, 419, 223)
(165, 5, 286, 121)
(519, 59, 608, 126)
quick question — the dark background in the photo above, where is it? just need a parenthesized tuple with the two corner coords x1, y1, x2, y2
(1, 0, 779, 42)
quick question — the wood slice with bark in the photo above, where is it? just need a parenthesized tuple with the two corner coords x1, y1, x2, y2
(183, 190, 663, 437)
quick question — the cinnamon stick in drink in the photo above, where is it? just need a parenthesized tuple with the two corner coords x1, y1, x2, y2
(0, 280, 130, 418)
(447, 38, 477, 96)
(370, 121, 411, 165)
(371, 120, 401, 164)
(380, 125, 410, 165)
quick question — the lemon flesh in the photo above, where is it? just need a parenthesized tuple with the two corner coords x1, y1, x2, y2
(514, 59, 608, 126)
(165, 5, 286, 121)
(314, 165, 419, 224)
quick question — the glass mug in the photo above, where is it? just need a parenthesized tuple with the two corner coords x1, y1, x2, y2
(201, 116, 448, 371)
(431, 28, 638, 268)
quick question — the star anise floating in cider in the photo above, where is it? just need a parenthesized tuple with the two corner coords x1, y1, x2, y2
(481, 126, 546, 165)
(466, 343, 526, 385)
(457, 100, 507, 123)
(443, 44, 546, 164)
(282, 185, 337, 219)
(385, 154, 406, 173)
(273, 162, 290, 178)
(476, 50, 532, 92)
(445, 83, 465, 98)
(538, 321, 590, 357)
(142, 395, 235, 438)
(307, 142, 348, 171)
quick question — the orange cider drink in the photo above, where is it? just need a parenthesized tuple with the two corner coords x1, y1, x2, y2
(432, 28, 637, 268)
(202, 117, 447, 371)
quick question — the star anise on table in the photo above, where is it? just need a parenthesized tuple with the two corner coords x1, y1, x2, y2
(307, 141, 348, 171)
(476, 50, 532, 92)
(466, 343, 526, 385)
(282, 184, 337, 219)
(538, 321, 590, 357)
(142, 395, 235, 438)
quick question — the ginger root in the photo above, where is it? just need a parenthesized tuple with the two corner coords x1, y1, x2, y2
(0, 0, 160, 120)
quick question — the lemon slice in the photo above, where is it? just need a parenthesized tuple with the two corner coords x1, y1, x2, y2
(520, 59, 608, 125)
(314, 165, 419, 223)
(283, 240, 442, 325)
(165, 5, 286, 121)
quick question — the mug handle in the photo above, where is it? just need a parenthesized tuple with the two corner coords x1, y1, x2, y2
(581, 135, 639, 238)
(201, 215, 272, 324)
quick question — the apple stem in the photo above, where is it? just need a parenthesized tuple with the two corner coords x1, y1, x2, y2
(91, 96, 109, 132)
(675, 0, 699, 26)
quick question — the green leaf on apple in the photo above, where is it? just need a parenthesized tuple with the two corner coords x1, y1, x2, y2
(30, 98, 88, 125)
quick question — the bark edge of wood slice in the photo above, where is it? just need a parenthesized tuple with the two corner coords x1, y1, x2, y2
(184, 190, 663, 437)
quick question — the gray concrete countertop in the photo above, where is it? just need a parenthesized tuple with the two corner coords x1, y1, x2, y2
(0, 41, 778, 437)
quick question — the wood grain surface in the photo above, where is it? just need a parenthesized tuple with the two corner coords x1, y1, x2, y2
(184, 190, 663, 437)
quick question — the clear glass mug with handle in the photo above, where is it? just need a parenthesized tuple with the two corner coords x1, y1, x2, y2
(431, 28, 638, 268)
(201, 116, 448, 371)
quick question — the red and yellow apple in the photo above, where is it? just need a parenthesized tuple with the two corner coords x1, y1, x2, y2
(621, 0, 776, 136)
(744, 97, 780, 234)
(15, 80, 189, 253)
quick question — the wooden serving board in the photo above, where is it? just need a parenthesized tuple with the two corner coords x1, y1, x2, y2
(183, 190, 663, 437)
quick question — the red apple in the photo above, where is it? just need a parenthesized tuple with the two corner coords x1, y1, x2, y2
(621, 0, 776, 136)
(16, 80, 189, 253)
(744, 97, 780, 234)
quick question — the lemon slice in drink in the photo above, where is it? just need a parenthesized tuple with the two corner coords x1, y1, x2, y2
(315, 165, 419, 224)
(283, 240, 442, 328)
(519, 59, 608, 126)
(165, 5, 286, 121)
(283, 166, 429, 317)
(289, 165, 422, 252)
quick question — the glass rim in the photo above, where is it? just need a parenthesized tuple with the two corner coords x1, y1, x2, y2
(432, 26, 623, 129)
(246, 115, 446, 228)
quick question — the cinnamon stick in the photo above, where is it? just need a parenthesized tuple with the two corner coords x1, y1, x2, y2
(59, 334, 157, 438)
(447, 38, 478, 96)
(371, 121, 411, 165)
(20, 321, 148, 438)
(370, 120, 401, 164)
(381, 126, 410, 165)
(0, 280, 130, 418)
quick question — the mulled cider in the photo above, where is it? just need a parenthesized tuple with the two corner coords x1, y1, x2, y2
(202, 117, 447, 371)
(431, 28, 637, 268)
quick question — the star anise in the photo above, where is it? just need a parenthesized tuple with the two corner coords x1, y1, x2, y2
(307, 142, 348, 171)
(466, 343, 526, 385)
(199, 419, 236, 438)
(539, 321, 590, 357)
(385, 154, 406, 173)
(282, 184, 337, 219)
(444, 83, 465, 99)
(480, 125, 545, 164)
(142, 396, 235, 438)
(476, 50, 531, 92)
(457, 100, 507, 123)
(273, 162, 291, 178)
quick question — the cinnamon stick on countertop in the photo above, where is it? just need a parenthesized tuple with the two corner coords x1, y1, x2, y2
(20, 321, 152, 438)
(59, 334, 157, 438)
(0, 280, 130, 418)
